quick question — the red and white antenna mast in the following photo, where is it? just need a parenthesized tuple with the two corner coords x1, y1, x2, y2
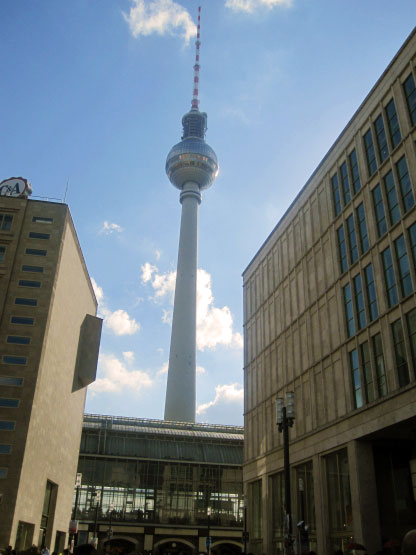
(191, 6, 201, 111)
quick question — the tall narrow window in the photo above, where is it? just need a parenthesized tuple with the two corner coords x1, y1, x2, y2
(372, 184, 387, 237)
(356, 203, 369, 253)
(353, 274, 366, 330)
(349, 349, 363, 408)
(349, 149, 361, 195)
(382, 247, 398, 307)
(364, 129, 377, 176)
(374, 114, 389, 163)
(408, 222, 416, 270)
(403, 73, 416, 127)
(0, 214, 13, 231)
(373, 333, 387, 397)
(343, 283, 355, 337)
(0, 246, 5, 263)
(394, 234, 413, 297)
(364, 264, 378, 321)
(337, 225, 348, 273)
(396, 156, 414, 213)
(385, 99, 401, 149)
(332, 173, 341, 216)
(392, 319, 410, 387)
(406, 308, 416, 371)
(346, 214, 358, 264)
(340, 162, 351, 206)
(383, 170, 400, 225)
(360, 341, 374, 403)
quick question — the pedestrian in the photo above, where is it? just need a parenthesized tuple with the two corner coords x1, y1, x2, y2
(402, 530, 416, 555)
(42, 546, 50, 555)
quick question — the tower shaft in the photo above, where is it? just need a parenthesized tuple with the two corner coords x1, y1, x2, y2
(164, 182, 201, 422)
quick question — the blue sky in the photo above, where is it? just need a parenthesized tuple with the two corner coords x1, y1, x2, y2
(2, 1, 415, 425)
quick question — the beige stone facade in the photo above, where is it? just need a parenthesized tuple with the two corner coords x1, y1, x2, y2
(0, 197, 101, 551)
(243, 30, 416, 555)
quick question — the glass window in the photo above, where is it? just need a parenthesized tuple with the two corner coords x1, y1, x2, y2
(349, 349, 363, 408)
(340, 162, 351, 206)
(0, 245, 5, 263)
(0, 377, 23, 386)
(406, 308, 416, 372)
(385, 99, 402, 149)
(7, 336, 31, 345)
(396, 156, 414, 213)
(10, 316, 34, 325)
(403, 73, 416, 126)
(325, 449, 352, 544)
(0, 468, 8, 478)
(360, 341, 374, 403)
(383, 170, 400, 225)
(32, 216, 53, 224)
(349, 149, 361, 195)
(372, 184, 387, 237)
(382, 247, 398, 307)
(18, 280, 41, 288)
(374, 114, 389, 163)
(356, 203, 369, 254)
(2, 356, 27, 365)
(270, 472, 285, 542)
(394, 234, 413, 297)
(337, 225, 348, 273)
(0, 214, 13, 231)
(250, 480, 262, 540)
(22, 265, 43, 273)
(409, 223, 416, 271)
(332, 173, 342, 216)
(28, 232, 50, 240)
(372, 333, 387, 397)
(353, 274, 366, 330)
(15, 298, 37, 307)
(343, 283, 355, 337)
(364, 264, 378, 321)
(0, 421, 15, 431)
(25, 248, 47, 256)
(0, 399, 19, 408)
(364, 129, 377, 176)
(346, 214, 358, 264)
(294, 462, 316, 537)
(392, 319, 410, 387)
(0, 445, 12, 454)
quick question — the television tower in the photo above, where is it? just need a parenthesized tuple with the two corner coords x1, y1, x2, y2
(164, 7, 218, 423)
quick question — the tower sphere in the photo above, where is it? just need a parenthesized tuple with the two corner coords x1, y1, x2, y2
(166, 110, 218, 191)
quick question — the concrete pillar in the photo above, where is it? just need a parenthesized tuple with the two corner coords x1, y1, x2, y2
(313, 454, 329, 555)
(348, 440, 381, 554)
(164, 181, 201, 423)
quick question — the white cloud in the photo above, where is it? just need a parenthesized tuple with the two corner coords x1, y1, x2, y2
(123, 351, 135, 363)
(105, 309, 140, 336)
(155, 249, 161, 260)
(92, 277, 140, 337)
(123, 0, 196, 45)
(157, 361, 169, 376)
(100, 221, 123, 234)
(89, 354, 153, 395)
(225, 0, 292, 12)
(196, 365, 206, 375)
(141, 263, 242, 351)
(197, 383, 244, 415)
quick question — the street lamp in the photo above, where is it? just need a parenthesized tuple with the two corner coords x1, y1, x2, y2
(206, 507, 212, 555)
(276, 392, 295, 555)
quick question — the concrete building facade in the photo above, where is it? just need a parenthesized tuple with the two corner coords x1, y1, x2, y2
(0, 196, 101, 552)
(243, 29, 416, 555)
(74, 414, 244, 555)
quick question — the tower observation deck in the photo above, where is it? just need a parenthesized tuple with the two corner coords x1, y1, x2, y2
(164, 7, 218, 423)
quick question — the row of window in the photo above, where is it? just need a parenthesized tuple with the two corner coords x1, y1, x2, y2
(349, 307, 416, 408)
(343, 263, 378, 337)
(0, 211, 51, 263)
(337, 156, 414, 276)
(332, 72, 416, 220)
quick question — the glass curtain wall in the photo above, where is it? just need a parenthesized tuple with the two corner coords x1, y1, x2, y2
(75, 457, 243, 528)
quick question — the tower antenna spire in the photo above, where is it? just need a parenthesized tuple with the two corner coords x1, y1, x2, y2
(191, 6, 201, 111)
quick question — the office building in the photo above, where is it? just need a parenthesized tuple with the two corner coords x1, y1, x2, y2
(243, 29, 416, 555)
(0, 193, 102, 552)
(74, 414, 244, 555)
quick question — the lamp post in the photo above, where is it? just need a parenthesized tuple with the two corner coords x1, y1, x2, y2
(276, 392, 295, 555)
(92, 489, 101, 548)
(206, 507, 212, 555)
